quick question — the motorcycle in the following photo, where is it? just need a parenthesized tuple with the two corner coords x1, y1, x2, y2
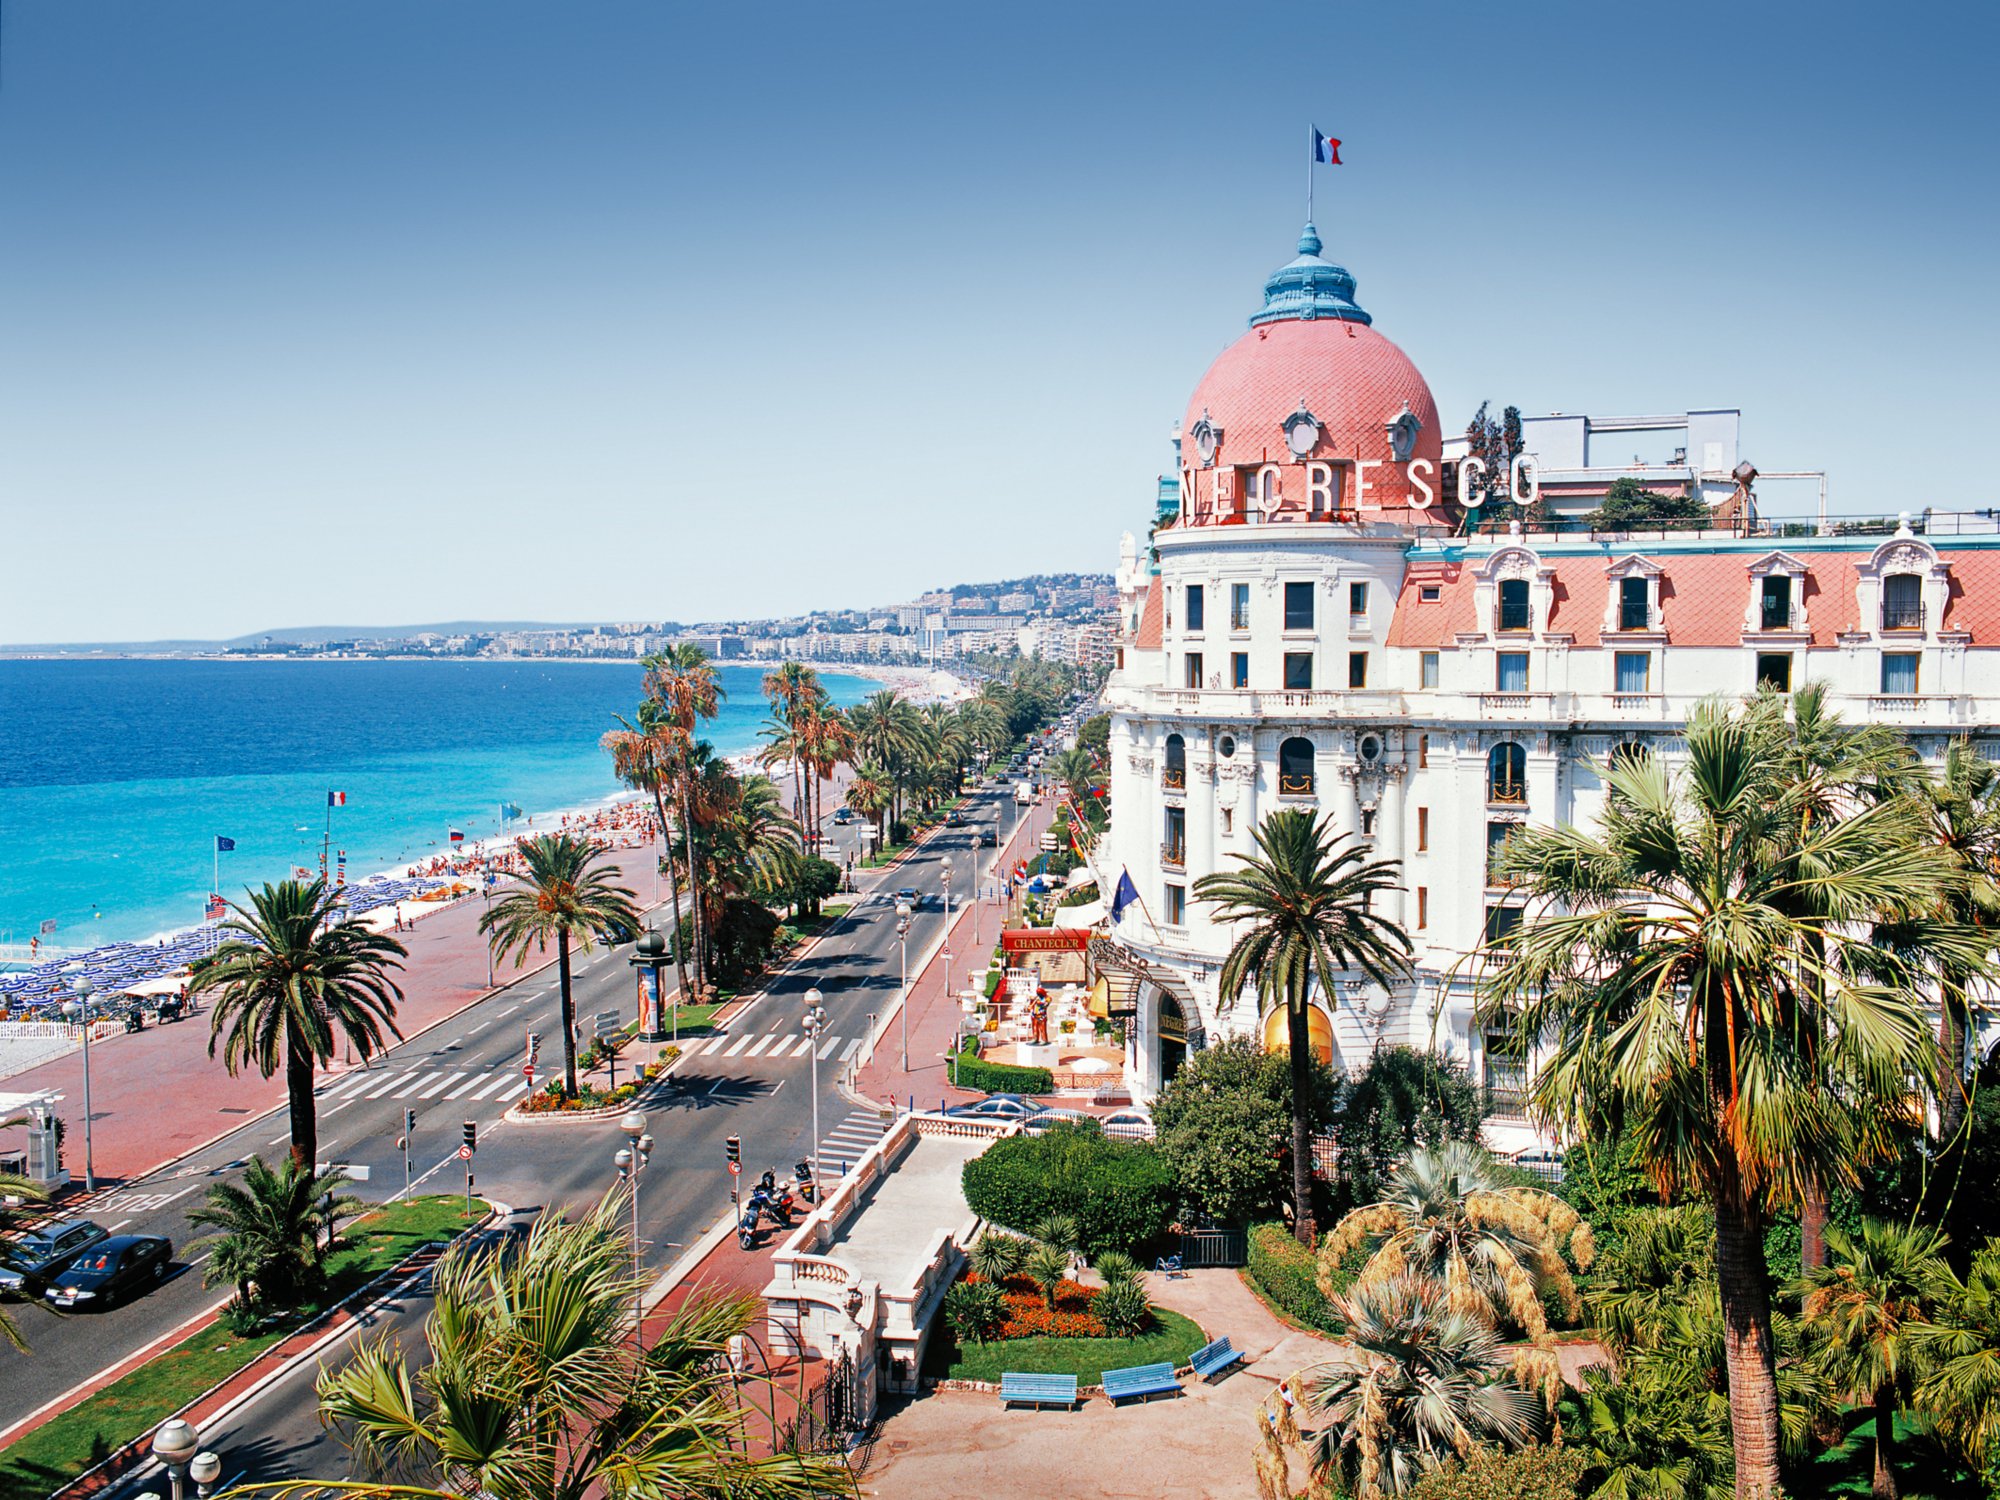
(735, 1176, 799, 1250)
(123, 1008, 144, 1034)
(793, 1159, 816, 1204)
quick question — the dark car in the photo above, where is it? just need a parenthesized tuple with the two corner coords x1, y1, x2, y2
(43, 1235, 173, 1310)
(0, 1218, 110, 1297)
(978, 827, 997, 847)
(943, 811, 963, 827)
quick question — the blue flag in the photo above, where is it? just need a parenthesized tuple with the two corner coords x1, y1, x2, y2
(1110, 869, 1141, 924)
(501, 802, 524, 820)
(214, 835, 236, 852)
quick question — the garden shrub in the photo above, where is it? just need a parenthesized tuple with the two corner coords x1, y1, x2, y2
(1245, 1222, 1343, 1333)
(1093, 1277, 1153, 1338)
(1400, 1444, 1588, 1500)
(1329, 1045, 1484, 1212)
(962, 1124, 1177, 1258)
(949, 1045, 1054, 1097)
(943, 1279, 1007, 1344)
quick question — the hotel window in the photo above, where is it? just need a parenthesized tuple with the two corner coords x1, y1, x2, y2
(1165, 883, 1186, 926)
(1279, 736, 1315, 796)
(1420, 585, 1442, 603)
(1484, 904, 1524, 949)
(1488, 742, 1527, 804)
(1284, 652, 1314, 690)
(1619, 576, 1651, 632)
(1349, 581, 1369, 617)
(1882, 573, 1923, 632)
(1163, 733, 1186, 790)
(1163, 806, 1186, 868)
(1760, 576, 1793, 631)
(1496, 652, 1529, 693)
(1185, 584, 1205, 632)
(1184, 652, 1203, 689)
(1420, 651, 1439, 689)
(1231, 582, 1251, 631)
(1881, 652, 1920, 695)
(1418, 733, 1429, 768)
(1615, 651, 1650, 694)
(1230, 651, 1249, 688)
(1416, 886, 1429, 929)
(1348, 652, 1369, 689)
(1486, 821, 1515, 886)
(1417, 806, 1429, 852)
(1498, 578, 1531, 632)
(1284, 581, 1315, 631)
(1756, 652, 1793, 692)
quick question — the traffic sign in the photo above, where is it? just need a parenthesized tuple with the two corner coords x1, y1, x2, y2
(727, 1160, 741, 1176)
(457, 1145, 473, 1161)
(523, 1062, 536, 1077)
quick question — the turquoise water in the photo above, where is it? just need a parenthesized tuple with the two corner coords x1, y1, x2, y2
(0, 659, 874, 949)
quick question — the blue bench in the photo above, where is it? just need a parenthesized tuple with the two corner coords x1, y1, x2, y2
(999, 1372, 1079, 1409)
(1190, 1336, 1243, 1381)
(1101, 1361, 1180, 1404)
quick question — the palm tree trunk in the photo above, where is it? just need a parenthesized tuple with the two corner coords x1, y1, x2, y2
(286, 1033, 317, 1173)
(1287, 999, 1317, 1246)
(1714, 1191, 1784, 1499)
(679, 774, 707, 999)
(557, 930, 579, 1099)
(1871, 1385, 1899, 1500)
(1939, 978, 1969, 1143)
(1800, 1178, 1829, 1273)
(649, 784, 690, 1010)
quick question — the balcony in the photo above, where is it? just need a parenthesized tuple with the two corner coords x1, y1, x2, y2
(1160, 842, 1186, 872)
(1160, 768, 1186, 791)
(1487, 781, 1528, 806)
(1277, 774, 1316, 798)
(1881, 602, 1925, 632)
(1609, 692, 1662, 713)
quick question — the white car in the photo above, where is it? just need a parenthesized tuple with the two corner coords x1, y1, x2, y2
(1098, 1108, 1156, 1140)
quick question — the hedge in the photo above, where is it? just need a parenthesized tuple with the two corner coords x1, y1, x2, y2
(962, 1126, 1177, 1259)
(1244, 1222, 1343, 1333)
(950, 1049, 1054, 1097)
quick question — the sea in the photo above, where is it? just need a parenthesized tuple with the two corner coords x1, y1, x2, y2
(0, 659, 876, 952)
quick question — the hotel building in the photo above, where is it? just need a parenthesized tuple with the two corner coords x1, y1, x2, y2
(1094, 223, 2000, 1137)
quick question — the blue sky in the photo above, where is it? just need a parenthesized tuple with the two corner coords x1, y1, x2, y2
(1, 0, 1993, 643)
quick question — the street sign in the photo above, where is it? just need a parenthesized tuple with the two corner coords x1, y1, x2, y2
(727, 1160, 741, 1176)
(457, 1145, 473, 1161)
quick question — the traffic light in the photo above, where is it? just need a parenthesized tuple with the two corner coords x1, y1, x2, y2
(726, 1135, 740, 1167)
(404, 1108, 417, 1137)
(462, 1121, 477, 1154)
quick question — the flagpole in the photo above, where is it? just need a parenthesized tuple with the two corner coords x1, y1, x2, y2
(1306, 123, 1314, 225)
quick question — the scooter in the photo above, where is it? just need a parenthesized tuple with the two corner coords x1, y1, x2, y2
(793, 1159, 816, 1204)
(737, 1183, 784, 1249)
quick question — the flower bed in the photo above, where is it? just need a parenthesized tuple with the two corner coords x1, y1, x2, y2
(982, 1271, 1106, 1339)
(513, 1049, 682, 1116)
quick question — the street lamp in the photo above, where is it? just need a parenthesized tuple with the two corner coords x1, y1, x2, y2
(894, 900, 912, 1072)
(152, 1418, 199, 1500)
(940, 864, 953, 1002)
(802, 988, 827, 1185)
(188, 1452, 222, 1499)
(613, 1109, 653, 1339)
(65, 977, 96, 1193)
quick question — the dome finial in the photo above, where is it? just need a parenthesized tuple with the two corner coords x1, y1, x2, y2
(1250, 223, 1370, 329)
(1298, 221, 1322, 257)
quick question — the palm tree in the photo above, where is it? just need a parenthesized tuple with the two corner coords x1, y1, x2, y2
(602, 698, 691, 1007)
(1567, 1360, 1735, 1500)
(1800, 1217, 1953, 1500)
(480, 833, 639, 1099)
(1300, 1274, 1538, 1500)
(311, 1194, 852, 1499)
(188, 1155, 360, 1312)
(1911, 1239, 2000, 1477)
(198, 878, 406, 1171)
(1484, 699, 1957, 1498)
(719, 773, 805, 904)
(1047, 746, 1100, 803)
(642, 644, 723, 991)
(1317, 1142, 1593, 1406)
(1195, 809, 1412, 1243)
(848, 689, 922, 828)
(761, 661, 821, 820)
(844, 762, 893, 842)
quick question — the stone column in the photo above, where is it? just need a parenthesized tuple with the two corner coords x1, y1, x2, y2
(1378, 756, 1409, 928)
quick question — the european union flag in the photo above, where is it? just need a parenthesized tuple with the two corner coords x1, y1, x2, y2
(501, 803, 524, 820)
(1110, 869, 1141, 924)
(214, 836, 236, 852)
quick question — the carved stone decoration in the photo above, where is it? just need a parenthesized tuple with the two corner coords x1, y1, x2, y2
(1127, 753, 1156, 775)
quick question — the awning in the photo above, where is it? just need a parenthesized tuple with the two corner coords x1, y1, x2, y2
(1051, 899, 1106, 929)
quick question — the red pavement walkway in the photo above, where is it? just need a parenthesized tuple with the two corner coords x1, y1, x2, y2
(6, 840, 671, 1193)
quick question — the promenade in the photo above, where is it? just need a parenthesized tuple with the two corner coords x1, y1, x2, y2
(5, 840, 670, 1190)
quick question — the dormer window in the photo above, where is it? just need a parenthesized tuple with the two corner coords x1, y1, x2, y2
(1882, 574, 1923, 632)
(1498, 579, 1531, 632)
(1760, 576, 1792, 631)
(1618, 577, 1650, 631)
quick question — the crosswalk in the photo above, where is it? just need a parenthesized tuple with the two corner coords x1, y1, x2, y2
(674, 1031, 865, 1064)
(316, 1066, 532, 1104)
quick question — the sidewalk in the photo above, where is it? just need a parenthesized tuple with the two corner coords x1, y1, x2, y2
(8, 841, 671, 1192)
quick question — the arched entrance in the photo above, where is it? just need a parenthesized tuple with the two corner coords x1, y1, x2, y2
(1159, 993, 1188, 1084)
(1262, 1002, 1336, 1067)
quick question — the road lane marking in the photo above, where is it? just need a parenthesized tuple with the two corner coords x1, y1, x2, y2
(359, 1074, 406, 1100)
(815, 1035, 840, 1059)
(746, 1035, 777, 1057)
(723, 1035, 751, 1057)
(443, 1074, 489, 1099)
(469, 1075, 514, 1100)
(418, 1073, 462, 1098)
(390, 1075, 434, 1098)
(501, 1078, 529, 1099)
(839, 1038, 862, 1061)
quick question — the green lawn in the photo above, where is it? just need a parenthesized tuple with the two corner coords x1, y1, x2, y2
(1789, 1406, 1985, 1499)
(0, 1195, 484, 1500)
(660, 1001, 723, 1036)
(923, 1307, 1205, 1386)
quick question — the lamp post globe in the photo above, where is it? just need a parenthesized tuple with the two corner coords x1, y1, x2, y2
(153, 1418, 200, 1500)
(620, 1109, 647, 1141)
(614, 1146, 633, 1178)
(188, 1451, 222, 1498)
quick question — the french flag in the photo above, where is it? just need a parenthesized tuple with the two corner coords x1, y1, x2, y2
(328, 791, 347, 807)
(1312, 126, 1341, 165)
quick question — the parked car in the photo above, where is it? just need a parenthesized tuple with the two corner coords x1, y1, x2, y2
(1098, 1108, 1157, 1140)
(944, 1095, 1047, 1122)
(0, 1219, 110, 1297)
(1023, 1108, 1099, 1135)
(42, 1235, 173, 1310)
(1507, 1146, 1565, 1184)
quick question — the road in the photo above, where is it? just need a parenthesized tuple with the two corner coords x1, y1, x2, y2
(6, 784, 1027, 1489)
